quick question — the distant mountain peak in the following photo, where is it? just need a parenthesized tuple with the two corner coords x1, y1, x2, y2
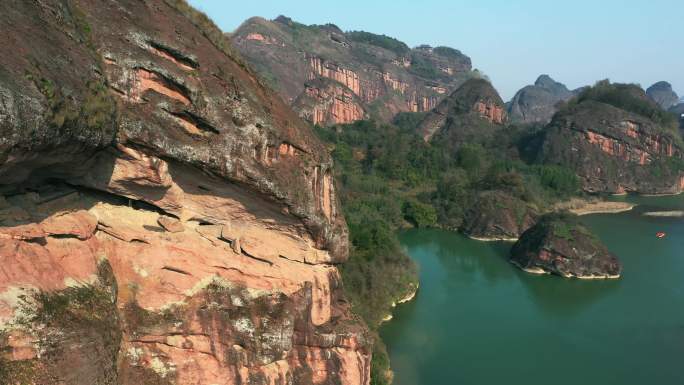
(649, 80, 673, 89)
(534, 74, 556, 88)
(646, 81, 679, 109)
(507, 75, 574, 124)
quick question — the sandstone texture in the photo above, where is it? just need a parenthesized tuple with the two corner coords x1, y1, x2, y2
(510, 214, 622, 279)
(418, 78, 506, 143)
(507, 75, 578, 125)
(231, 16, 475, 125)
(0, 1, 369, 384)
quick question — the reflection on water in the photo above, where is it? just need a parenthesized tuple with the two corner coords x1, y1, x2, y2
(512, 271, 622, 317)
(383, 194, 684, 385)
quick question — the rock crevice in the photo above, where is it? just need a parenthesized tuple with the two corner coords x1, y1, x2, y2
(0, 1, 369, 384)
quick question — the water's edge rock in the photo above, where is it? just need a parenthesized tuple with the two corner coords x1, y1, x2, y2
(510, 214, 622, 279)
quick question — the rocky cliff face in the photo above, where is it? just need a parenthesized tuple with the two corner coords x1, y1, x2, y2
(510, 214, 622, 279)
(0, 1, 370, 384)
(507, 75, 577, 125)
(231, 16, 475, 125)
(418, 78, 506, 143)
(538, 88, 684, 194)
(646, 81, 679, 110)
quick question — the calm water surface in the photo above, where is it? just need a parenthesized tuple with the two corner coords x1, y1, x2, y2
(381, 195, 684, 385)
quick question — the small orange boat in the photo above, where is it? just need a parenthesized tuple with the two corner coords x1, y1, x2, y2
(656, 232, 666, 238)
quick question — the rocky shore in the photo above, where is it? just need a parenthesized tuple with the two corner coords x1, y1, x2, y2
(380, 283, 420, 324)
(510, 213, 622, 279)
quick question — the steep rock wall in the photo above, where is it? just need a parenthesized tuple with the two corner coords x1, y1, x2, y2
(295, 80, 366, 126)
(0, 1, 369, 384)
(232, 17, 474, 125)
(539, 101, 684, 194)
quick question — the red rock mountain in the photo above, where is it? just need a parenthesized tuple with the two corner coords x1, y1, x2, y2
(0, 1, 369, 384)
(231, 16, 476, 125)
(418, 78, 507, 143)
(537, 83, 684, 194)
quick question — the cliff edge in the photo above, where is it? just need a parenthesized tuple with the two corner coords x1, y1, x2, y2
(0, 1, 369, 384)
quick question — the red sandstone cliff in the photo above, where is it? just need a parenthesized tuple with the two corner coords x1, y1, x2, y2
(231, 17, 475, 125)
(0, 1, 369, 384)
(539, 100, 684, 194)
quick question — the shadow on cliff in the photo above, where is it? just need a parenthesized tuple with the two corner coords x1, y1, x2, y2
(167, 161, 305, 228)
(0, 144, 119, 226)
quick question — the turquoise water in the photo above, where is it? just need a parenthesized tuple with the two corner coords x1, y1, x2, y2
(381, 195, 684, 385)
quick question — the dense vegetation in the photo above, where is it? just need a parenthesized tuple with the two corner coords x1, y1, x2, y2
(316, 114, 582, 309)
(165, 0, 245, 64)
(565, 80, 679, 130)
(408, 51, 441, 79)
(347, 31, 410, 56)
(315, 114, 581, 385)
(433, 46, 466, 59)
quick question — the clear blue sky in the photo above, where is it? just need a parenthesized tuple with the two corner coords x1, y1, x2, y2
(189, 0, 682, 100)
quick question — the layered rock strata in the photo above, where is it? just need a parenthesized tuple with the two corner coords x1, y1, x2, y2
(538, 101, 684, 194)
(232, 17, 474, 125)
(0, 1, 369, 384)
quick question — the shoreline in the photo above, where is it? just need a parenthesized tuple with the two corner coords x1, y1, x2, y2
(641, 191, 683, 197)
(561, 200, 636, 216)
(380, 283, 419, 325)
(510, 260, 549, 275)
(466, 234, 518, 242)
(575, 273, 621, 280)
(511, 260, 620, 279)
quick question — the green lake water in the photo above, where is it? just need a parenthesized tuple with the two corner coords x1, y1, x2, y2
(381, 195, 684, 385)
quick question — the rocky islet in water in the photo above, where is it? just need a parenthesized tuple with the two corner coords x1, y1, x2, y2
(510, 213, 622, 279)
(384, 198, 684, 385)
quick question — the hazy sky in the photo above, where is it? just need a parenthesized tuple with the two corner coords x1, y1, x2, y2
(188, 0, 682, 100)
